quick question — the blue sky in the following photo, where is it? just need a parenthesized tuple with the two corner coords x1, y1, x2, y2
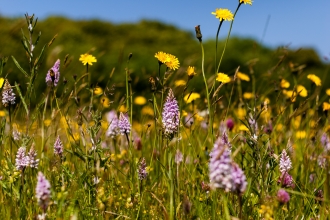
(0, 1, 329, 60)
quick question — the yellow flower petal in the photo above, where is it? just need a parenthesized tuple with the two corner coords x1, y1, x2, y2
(296, 130, 306, 139)
(307, 74, 321, 86)
(211, 8, 234, 21)
(79, 54, 97, 66)
(174, 80, 186, 87)
(155, 51, 169, 64)
(93, 87, 103, 95)
(239, 124, 249, 131)
(165, 53, 180, 70)
(184, 93, 201, 104)
(243, 92, 254, 99)
(240, 0, 253, 5)
(280, 79, 290, 89)
(216, 73, 231, 84)
(326, 89, 330, 96)
(237, 72, 250, 81)
(296, 85, 308, 97)
(186, 66, 196, 78)
(323, 102, 330, 111)
(134, 96, 147, 105)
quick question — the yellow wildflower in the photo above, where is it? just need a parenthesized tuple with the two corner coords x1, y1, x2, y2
(186, 66, 196, 78)
(296, 130, 306, 139)
(307, 74, 321, 86)
(44, 119, 52, 127)
(101, 96, 110, 108)
(174, 80, 186, 87)
(296, 85, 307, 97)
(211, 8, 234, 21)
(94, 87, 103, 95)
(239, 124, 249, 131)
(154, 51, 169, 64)
(134, 96, 147, 105)
(326, 89, 330, 96)
(79, 53, 97, 66)
(237, 72, 250, 81)
(259, 205, 274, 220)
(194, 114, 204, 122)
(280, 79, 290, 88)
(119, 105, 127, 112)
(237, 107, 246, 119)
(323, 102, 330, 111)
(165, 54, 180, 70)
(142, 106, 154, 116)
(276, 124, 283, 132)
(216, 73, 231, 84)
(0, 110, 6, 117)
(184, 93, 201, 104)
(283, 90, 296, 102)
(240, 0, 253, 5)
(243, 92, 254, 99)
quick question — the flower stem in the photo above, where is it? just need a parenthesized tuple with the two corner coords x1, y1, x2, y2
(200, 41, 213, 138)
(216, 3, 242, 73)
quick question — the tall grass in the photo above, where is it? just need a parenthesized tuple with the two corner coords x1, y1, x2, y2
(0, 2, 329, 219)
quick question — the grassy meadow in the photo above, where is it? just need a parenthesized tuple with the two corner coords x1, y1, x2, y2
(1, 1, 330, 219)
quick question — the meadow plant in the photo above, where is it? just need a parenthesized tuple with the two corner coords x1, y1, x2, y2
(1, 2, 330, 219)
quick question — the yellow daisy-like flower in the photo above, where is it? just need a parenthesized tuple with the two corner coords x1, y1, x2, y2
(174, 80, 186, 87)
(307, 74, 321, 86)
(280, 79, 290, 88)
(326, 89, 330, 96)
(134, 96, 147, 105)
(237, 107, 246, 119)
(237, 72, 250, 81)
(239, 124, 249, 131)
(296, 85, 307, 97)
(119, 105, 127, 112)
(216, 73, 231, 84)
(243, 92, 254, 99)
(155, 51, 169, 64)
(79, 53, 97, 66)
(184, 92, 201, 104)
(186, 66, 196, 78)
(211, 8, 234, 21)
(0, 110, 6, 117)
(93, 87, 103, 95)
(323, 102, 330, 111)
(44, 119, 52, 127)
(165, 54, 180, 70)
(296, 130, 306, 139)
(240, 0, 253, 5)
(101, 96, 110, 108)
(142, 106, 154, 116)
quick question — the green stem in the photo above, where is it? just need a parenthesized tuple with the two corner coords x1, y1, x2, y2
(199, 41, 213, 138)
(168, 149, 174, 220)
(215, 20, 224, 74)
(216, 3, 242, 73)
(41, 88, 50, 150)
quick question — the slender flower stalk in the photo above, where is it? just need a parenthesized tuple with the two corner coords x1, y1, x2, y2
(195, 25, 213, 138)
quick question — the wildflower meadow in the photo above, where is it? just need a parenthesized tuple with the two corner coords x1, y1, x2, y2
(1, 0, 330, 219)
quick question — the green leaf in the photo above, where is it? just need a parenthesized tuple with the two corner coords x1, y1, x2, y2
(11, 56, 29, 77)
(34, 31, 41, 46)
(33, 44, 46, 68)
(15, 82, 29, 115)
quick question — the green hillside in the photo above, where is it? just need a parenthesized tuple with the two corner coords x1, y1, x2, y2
(0, 16, 328, 102)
